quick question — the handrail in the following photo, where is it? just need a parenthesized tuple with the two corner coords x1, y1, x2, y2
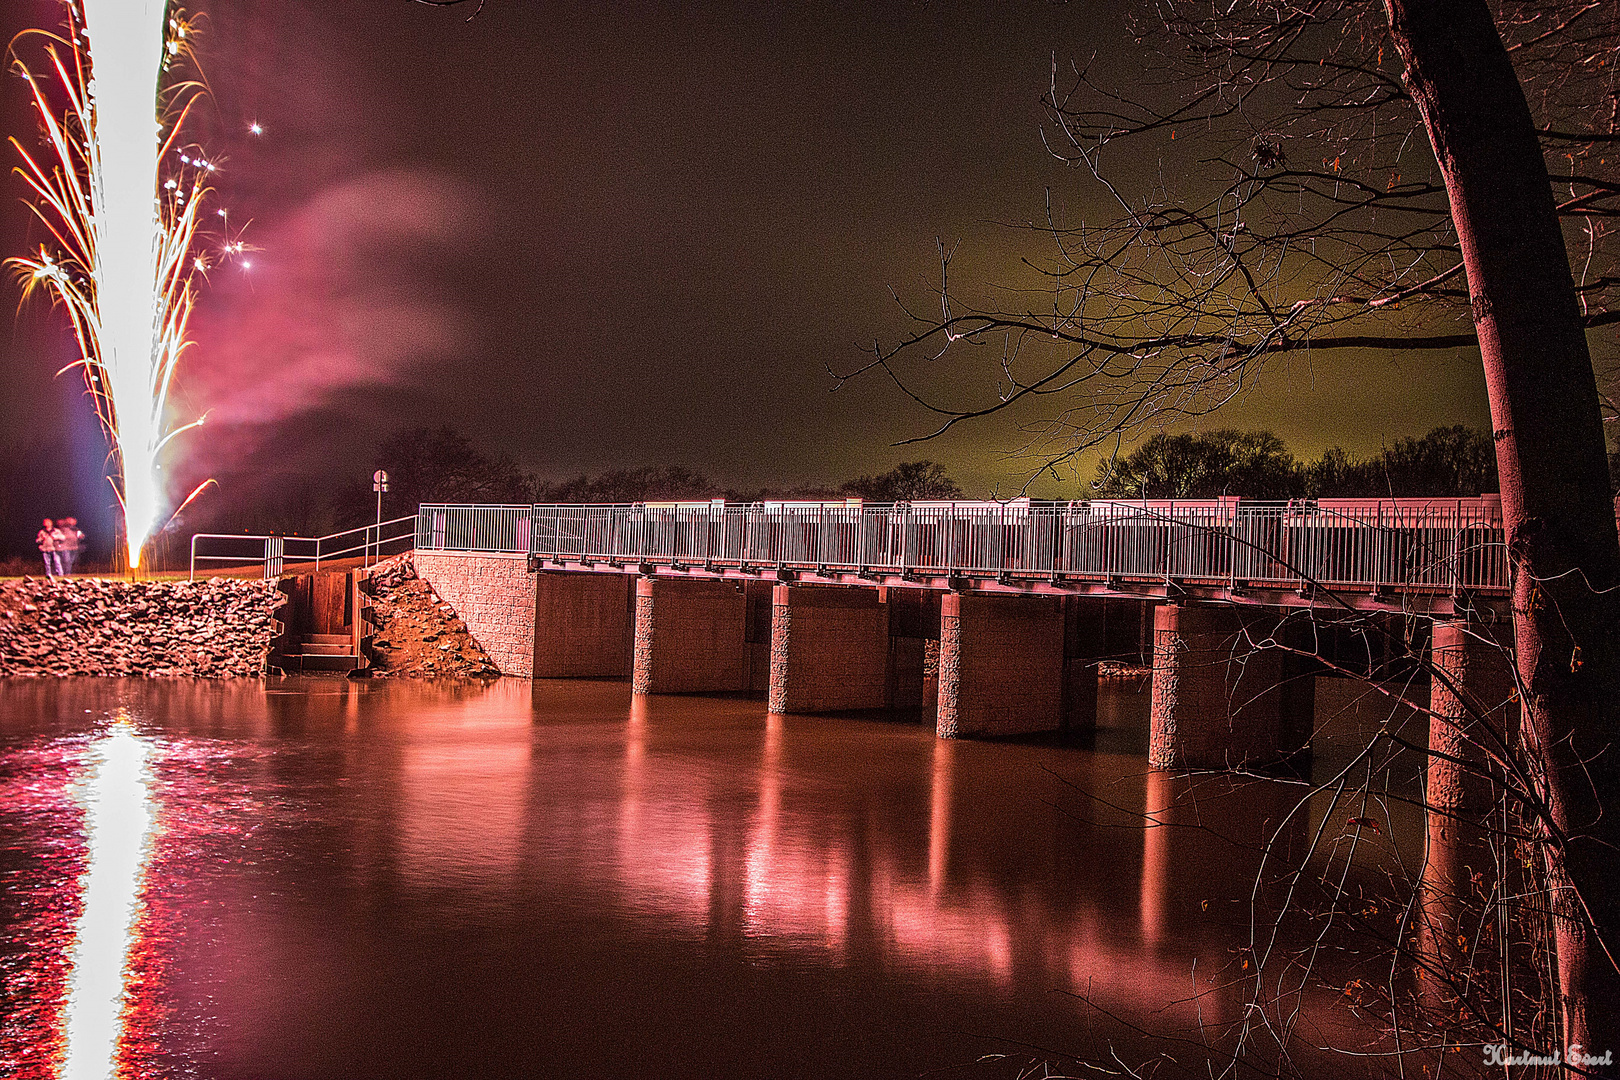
(506, 497, 1510, 596)
(313, 515, 419, 570)
(200, 497, 1514, 597)
(189, 514, 420, 581)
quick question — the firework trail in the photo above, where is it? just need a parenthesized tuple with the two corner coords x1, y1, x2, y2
(8, 2, 230, 569)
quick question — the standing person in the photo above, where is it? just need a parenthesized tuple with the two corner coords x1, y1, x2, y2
(58, 517, 84, 575)
(35, 519, 61, 577)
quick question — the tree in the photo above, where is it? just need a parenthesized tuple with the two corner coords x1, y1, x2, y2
(1093, 429, 1299, 498)
(838, 0, 1619, 1069)
(1378, 425, 1499, 498)
(368, 426, 537, 514)
(536, 465, 719, 504)
(839, 460, 965, 502)
(1302, 425, 1500, 497)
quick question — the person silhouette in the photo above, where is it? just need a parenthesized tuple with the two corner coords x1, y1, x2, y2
(58, 517, 84, 575)
(36, 519, 62, 577)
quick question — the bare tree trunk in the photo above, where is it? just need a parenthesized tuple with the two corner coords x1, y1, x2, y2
(1384, 0, 1620, 1071)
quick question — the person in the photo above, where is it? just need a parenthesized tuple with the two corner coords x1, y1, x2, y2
(58, 517, 84, 575)
(36, 519, 61, 577)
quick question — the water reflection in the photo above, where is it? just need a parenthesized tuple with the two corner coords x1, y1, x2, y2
(0, 677, 1415, 1078)
(62, 717, 156, 1080)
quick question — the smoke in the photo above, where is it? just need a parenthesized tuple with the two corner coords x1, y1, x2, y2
(184, 167, 480, 429)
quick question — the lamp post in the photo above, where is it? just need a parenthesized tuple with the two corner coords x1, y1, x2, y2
(371, 470, 389, 566)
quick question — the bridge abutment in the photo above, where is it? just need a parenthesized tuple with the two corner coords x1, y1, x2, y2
(936, 593, 1066, 738)
(414, 550, 537, 676)
(532, 572, 633, 678)
(1149, 604, 1309, 770)
(631, 577, 749, 694)
(767, 585, 891, 713)
(1427, 618, 1516, 814)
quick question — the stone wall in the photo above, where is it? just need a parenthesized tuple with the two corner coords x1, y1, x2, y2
(632, 577, 748, 694)
(0, 577, 280, 677)
(1148, 604, 1289, 770)
(533, 572, 632, 678)
(414, 551, 537, 677)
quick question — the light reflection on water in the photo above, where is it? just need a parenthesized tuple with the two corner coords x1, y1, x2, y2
(0, 676, 1418, 1079)
(61, 717, 155, 1080)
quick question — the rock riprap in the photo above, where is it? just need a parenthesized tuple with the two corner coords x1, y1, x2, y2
(0, 577, 280, 678)
(364, 555, 501, 679)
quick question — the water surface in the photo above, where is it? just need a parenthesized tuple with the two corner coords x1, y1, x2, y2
(0, 677, 1405, 1078)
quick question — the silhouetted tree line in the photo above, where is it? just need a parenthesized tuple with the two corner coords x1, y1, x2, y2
(334, 427, 968, 521)
(1093, 425, 1504, 500)
(51, 423, 1589, 561)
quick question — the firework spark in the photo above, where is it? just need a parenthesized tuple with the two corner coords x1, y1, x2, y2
(8, 2, 224, 569)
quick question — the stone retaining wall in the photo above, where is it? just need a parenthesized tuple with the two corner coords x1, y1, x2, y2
(0, 577, 281, 677)
(412, 551, 537, 677)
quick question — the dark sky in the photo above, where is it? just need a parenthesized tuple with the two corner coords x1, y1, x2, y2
(0, 0, 1497, 553)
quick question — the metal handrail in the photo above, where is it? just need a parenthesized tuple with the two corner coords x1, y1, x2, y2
(313, 515, 420, 569)
(189, 514, 420, 581)
(511, 497, 1510, 595)
(197, 497, 1514, 596)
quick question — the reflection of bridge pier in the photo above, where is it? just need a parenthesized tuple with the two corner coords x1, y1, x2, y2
(928, 738, 953, 898)
(1416, 813, 1497, 1022)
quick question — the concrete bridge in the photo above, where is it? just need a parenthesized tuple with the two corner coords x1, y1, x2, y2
(410, 499, 1517, 778)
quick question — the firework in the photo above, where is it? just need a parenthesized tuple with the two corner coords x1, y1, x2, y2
(8, 2, 223, 570)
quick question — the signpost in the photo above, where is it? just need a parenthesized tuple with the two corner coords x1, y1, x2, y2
(371, 470, 389, 566)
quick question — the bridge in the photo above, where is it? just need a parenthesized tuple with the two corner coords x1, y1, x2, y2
(417, 497, 1510, 614)
(392, 498, 1518, 789)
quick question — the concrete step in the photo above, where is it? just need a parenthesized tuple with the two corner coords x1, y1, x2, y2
(301, 642, 354, 656)
(304, 633, 352, 646)
(292, 653, 360, 672)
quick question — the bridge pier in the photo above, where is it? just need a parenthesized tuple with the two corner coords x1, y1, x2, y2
(532, 572, 633, 678)
(767, 585, 891, 713)
(936, 593, 1065, 738)
(884, 588, 938, 711)
(1427, 618, 1517, 813)
(631, 577, 749, 694)
(1149, 604, 1310, 770)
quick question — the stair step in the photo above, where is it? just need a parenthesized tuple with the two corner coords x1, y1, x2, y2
(304, 634, 352, 645)
(293, 653, 361, 672)
(301, 642, 354, 656)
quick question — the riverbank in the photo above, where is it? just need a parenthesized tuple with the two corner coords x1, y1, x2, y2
(0, 576, 281, 677)
(364, 555, 501, 679)
(0, 557, 499, 680)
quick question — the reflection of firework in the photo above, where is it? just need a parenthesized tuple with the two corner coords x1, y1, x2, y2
(8, 3, 231, 569)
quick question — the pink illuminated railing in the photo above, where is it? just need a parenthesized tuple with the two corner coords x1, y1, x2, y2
(435, 497, 1510, 596)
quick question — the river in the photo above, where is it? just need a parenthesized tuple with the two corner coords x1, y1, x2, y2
(0, 676, 1419, 1079)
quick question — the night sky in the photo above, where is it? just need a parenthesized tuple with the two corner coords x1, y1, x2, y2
(0, 0, 1497, 556)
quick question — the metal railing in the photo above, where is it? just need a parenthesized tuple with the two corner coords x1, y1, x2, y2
(189, 514, 420, 581)
(415, 504, 534, 553)
(513, 497, 1509, 595)
(209, 497, 1511, 596)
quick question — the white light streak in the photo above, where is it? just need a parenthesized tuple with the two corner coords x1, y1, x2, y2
(60, 719, 155, 1080)
(82, 0, 168, 566)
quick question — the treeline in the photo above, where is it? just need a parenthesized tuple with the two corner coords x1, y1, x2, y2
(303, 428, 964, 529)
(163, 423, 1563, 548)
(1092, 426, 1503, 500)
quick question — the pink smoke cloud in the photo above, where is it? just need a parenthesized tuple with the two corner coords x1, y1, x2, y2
(183, 167, 480, 428)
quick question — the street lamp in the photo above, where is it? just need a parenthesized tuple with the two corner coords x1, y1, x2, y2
(371, 470, 389, 566)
